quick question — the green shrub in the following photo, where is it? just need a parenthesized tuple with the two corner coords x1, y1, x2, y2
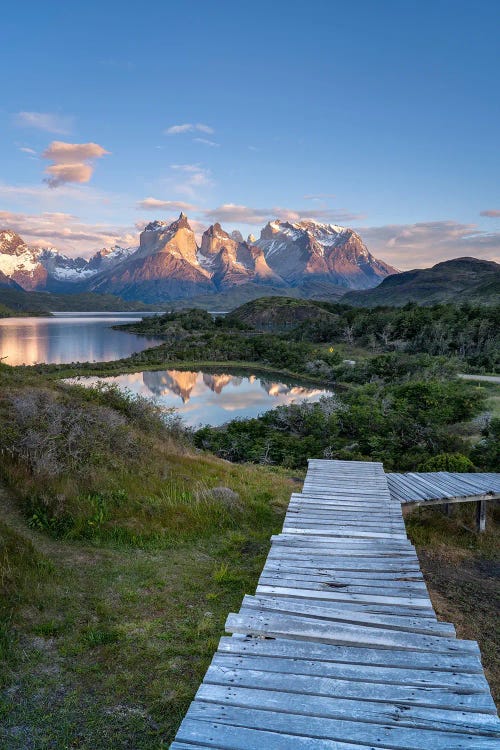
(418, 453, 475, 472)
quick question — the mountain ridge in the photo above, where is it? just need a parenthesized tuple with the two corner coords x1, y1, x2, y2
(0, 215, 397, 303)
(343, 257, 500, 306)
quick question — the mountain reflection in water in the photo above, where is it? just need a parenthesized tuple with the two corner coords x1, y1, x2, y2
(72, 369, 332, 427)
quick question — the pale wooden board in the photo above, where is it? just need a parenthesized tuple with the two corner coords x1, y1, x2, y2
(226, 612, 480, 655)
(175, 718, 394, 750)
(187, 700, 500, 748)
(202, 663, 496, 712)
(211, 652, 490, 691)
(242, 597, 451, 634)
(196, 682, 500, 734)
(217, 635, 485, 673)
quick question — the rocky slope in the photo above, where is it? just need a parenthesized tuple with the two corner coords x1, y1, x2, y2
(343, 257, 500, 306)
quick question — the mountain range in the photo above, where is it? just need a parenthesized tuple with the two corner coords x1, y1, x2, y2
(0, 215, 396, 303)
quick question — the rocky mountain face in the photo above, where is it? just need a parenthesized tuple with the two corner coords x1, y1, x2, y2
(257, 220, 397, 288)
(89, 214, 213, 302)
(198, 223, 284, 290)
(0, 215, 397, 303)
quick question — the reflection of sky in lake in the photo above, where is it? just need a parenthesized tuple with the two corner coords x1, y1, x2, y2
(0, 312, 162, 365)
(72, 370, 333, 427)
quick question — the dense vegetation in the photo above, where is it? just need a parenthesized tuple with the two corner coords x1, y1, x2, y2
(228, 297, 500, 371)
(195, 356, 489, 469)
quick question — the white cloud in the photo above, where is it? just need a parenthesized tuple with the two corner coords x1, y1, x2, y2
(42, 141, 110, 188)
(0, 209, 136, 257)
(357, 220, 500, 268)
(14, 111, 74, 135)
(480, 209, 500, 218)
(19, 147, 37, 156)
(193, 137, 219, 147)
(164, 122, 214, 135)
(203, 204, 364, 226)
(303, 193, 337, 200)
(169, 163, 214, 196)
(137, 198, 196, 211)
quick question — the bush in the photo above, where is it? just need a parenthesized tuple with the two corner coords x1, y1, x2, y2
(0, 388, 137, 478)
(418, 453, 475, 472)
(471, 418, 500, 471)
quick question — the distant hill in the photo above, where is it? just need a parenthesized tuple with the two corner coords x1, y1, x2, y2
(0, 287, 161, 315)
(342, 258, 500, 307)
(227, 296, 336, 331)
(343, 257, 500, 307)
(168, 279, 347, 312)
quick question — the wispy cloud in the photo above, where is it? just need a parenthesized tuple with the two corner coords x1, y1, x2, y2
(303, 193, 337, 200)
(0, 210, 136, 256)
(165, 123, 214, 135)
(19, 147, 37, 159)
(193, 137, 219, 147)
(42, 141, 110, 188)
(480, 209, 500, 218)
(14, 111, 74, 135)
(358, 220, 500, 268)
(137, 198, 196, 212)
(203, 204, 364, 226)
(169, 163, 214, 196)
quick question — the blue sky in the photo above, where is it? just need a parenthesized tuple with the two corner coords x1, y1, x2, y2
(0, 0, 499, 268)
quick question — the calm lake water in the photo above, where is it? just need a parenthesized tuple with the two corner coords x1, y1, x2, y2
(0, 312, 162, 366)
(72, 370, 333, 426)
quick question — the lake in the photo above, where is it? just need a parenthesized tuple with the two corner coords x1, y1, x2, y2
(72, 369, 333, 426)
(0, 312, 163, 366)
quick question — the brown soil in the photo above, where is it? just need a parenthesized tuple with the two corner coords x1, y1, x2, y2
(417, 547, 500, 707)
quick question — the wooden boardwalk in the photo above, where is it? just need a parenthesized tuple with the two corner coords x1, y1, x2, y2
(171, 459, 500, 749)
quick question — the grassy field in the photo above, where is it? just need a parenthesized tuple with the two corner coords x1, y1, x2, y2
(0, 364, 303, 748)
(0, 454, 298, 749)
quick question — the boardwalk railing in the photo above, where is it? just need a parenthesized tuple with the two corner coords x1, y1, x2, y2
(171, 459, 500, 749)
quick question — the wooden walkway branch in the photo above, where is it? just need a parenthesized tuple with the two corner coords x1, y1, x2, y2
(171, 460, 500, 749)
(387, 472, 500, 532)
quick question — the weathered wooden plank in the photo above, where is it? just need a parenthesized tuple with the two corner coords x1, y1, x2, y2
(226, 612, 480, 655)
(203, 664, 496, 712)
(258, 574, 429, 595)
(242, 597, 449, 634)
(282, 528, 408, 539)
(218, 636, 485, 673)
(188, 700, 500, 748)
(262, 564, 425, 582)
(196, 683, 500, 735)
(248, 596, 436, 619)
(176, 718, 389, 750)
(211, 653, 489, 691)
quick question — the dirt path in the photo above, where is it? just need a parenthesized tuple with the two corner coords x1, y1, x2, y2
(458, 373, 500, 383)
